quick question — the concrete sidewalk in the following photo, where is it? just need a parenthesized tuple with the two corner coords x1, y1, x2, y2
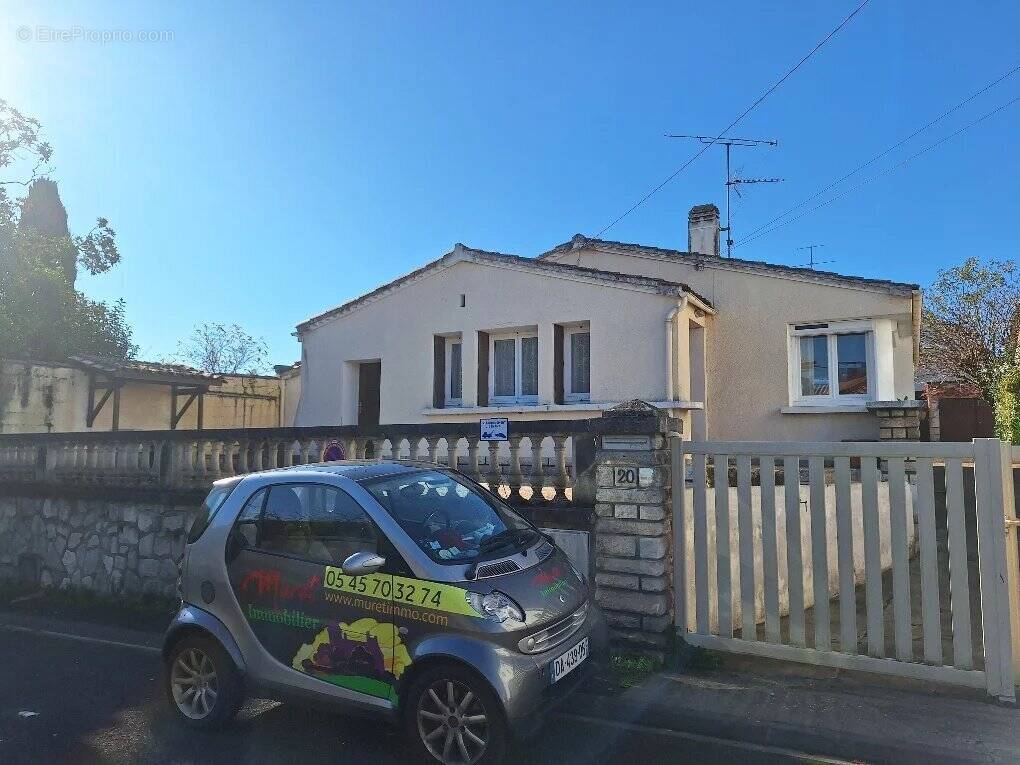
(571, 652, 1020, 764)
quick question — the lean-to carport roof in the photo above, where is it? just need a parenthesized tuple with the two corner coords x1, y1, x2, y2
(68, 356, 225, 386)
(295, 243, 714, 334)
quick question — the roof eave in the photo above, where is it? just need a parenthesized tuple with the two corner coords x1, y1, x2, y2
(296, 243, 714, 334)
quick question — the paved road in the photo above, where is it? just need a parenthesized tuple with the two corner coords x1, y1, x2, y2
(0, 625, 824, 764)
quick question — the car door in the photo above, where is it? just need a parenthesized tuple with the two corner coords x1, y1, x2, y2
(226, 482, 407, 703)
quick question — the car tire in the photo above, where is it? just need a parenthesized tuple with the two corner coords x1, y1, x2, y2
(403, 663, 507, 765)
(165, 634, 244, 729)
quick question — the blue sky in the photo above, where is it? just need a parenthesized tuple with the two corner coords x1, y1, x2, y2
(1, 1, 1018, 365)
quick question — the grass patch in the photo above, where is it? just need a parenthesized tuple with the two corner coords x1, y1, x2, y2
(0, 580, 39, 602)
(683, 646, 723, 672)
(609, 652, 662, 688)
(0, 581, 177, 632)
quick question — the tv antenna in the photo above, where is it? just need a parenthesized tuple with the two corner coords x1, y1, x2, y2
(797, 244, 834, 269)
(665, 134, 781, 256)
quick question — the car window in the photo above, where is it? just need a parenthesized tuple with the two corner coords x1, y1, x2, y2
(254, 484, 379, 565)
(361, 470, 536, 564)
(233, 487, 266, 548)
(187, 479, 240, 543)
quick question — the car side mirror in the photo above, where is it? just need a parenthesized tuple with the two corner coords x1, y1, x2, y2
(341, 551, 386, 576)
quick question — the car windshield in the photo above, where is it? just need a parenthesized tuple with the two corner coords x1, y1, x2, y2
(361, 470, 537, 564)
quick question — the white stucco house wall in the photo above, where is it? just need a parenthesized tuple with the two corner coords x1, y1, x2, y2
(292, 205, 920, 442)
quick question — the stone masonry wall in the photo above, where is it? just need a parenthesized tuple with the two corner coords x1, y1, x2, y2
(592, 411, 674, 654)
(0, 495, 197, 597)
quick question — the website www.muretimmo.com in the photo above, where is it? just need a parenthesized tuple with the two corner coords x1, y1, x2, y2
(324, 591, 449, 627)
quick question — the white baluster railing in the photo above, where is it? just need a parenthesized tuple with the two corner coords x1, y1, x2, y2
(0, 421, 592, 504)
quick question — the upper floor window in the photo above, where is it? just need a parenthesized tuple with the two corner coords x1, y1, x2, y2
(564, 325, 590, 402)
(490, 330, 538, 404)
(789, 321, 874, 406)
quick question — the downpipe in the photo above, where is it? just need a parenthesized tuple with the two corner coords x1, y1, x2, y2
(665, 296, 688, 403)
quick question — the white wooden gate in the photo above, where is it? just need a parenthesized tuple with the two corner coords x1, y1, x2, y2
(672, 438, 1020, 702)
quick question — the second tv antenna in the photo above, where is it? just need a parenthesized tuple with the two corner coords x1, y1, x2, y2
(666, 134, 781, 257)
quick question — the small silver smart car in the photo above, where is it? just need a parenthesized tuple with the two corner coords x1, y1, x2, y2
(163, 460, 607, 764)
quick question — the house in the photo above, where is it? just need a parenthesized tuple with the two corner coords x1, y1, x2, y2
(0, 356, 300, 433)
(293, 205, 920, 442)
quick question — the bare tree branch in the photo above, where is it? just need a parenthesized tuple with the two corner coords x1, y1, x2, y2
(171, 322, 270, 376)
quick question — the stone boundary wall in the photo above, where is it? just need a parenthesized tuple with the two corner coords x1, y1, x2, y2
(0, 495, 197, 597)
(0, 403, 673, 651)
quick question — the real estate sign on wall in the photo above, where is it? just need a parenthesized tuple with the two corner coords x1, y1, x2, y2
(479, 417, 508, 441)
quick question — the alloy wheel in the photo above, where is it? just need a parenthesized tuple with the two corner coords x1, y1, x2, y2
(416, 678, 489, 764)
(170, 647, 219, 720)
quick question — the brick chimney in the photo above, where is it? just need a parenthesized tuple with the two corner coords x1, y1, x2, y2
(688, 204, 720, 257)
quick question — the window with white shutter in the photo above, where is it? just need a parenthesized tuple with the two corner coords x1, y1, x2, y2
(788, 320, 879, 407)
(488, 330, 539, 404)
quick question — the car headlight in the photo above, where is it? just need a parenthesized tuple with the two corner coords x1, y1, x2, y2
(465, 590, 525, 623)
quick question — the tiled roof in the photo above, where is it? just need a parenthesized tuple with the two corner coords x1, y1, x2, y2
(540, 235, 919, 295)
(462, 246, 714, 307)
(296, 244, 713, 333)
(69, 356, 224, 385)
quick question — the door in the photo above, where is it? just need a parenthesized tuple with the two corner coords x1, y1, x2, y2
(358, 362, 381, 426)
(938, 397, 995, 442)
(226, 482, 410, 702)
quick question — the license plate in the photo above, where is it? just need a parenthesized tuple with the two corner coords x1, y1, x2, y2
(551, 636, 589, 683)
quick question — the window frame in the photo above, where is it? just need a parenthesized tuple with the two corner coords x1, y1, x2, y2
(788, 320, 876, 407)
(563, 324, 591, 403)
(488, 329, 539, 405)
(232, 482, 383, 566)
(445, 338, 463, 407)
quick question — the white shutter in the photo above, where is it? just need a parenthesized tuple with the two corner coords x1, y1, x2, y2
(521, 336, 538, 396)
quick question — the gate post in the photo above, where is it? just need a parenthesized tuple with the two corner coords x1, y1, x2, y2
(592, 401, 679, 655)
(1000, 442, 1020, 686)
(973, 438, 1018, 702)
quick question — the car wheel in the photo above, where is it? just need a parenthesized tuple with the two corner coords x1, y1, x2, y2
(404, 663, 507, 765)
(165, 634, 243, 729)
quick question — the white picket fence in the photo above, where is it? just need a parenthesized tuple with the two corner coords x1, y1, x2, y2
(672, 438, 1020, 702)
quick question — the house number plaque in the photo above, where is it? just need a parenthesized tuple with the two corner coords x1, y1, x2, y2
(613, 466, 638, 488)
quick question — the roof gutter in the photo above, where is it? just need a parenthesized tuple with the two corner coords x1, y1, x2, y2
(911, 289, 922, 366)
(683, 290, 716, 316)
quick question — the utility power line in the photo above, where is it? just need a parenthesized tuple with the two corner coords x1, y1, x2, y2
(734, 63, 1020, 247)
(734, 94, 1020, 248)
(593, 0, 871, 238)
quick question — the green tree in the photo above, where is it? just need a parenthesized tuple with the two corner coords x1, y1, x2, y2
(920, 257, 1020, 441)
(0, 98, 135, 360)
(995, 365, 1020, 444)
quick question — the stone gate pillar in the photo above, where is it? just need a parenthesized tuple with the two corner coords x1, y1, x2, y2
(592, 401, 678, 655)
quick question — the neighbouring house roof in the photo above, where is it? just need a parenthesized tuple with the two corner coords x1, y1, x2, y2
(540, 235, 920, 296)
(274, 362, 301, 377)
(296, 243, 714, 334)
(68, 356, 225, 386)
